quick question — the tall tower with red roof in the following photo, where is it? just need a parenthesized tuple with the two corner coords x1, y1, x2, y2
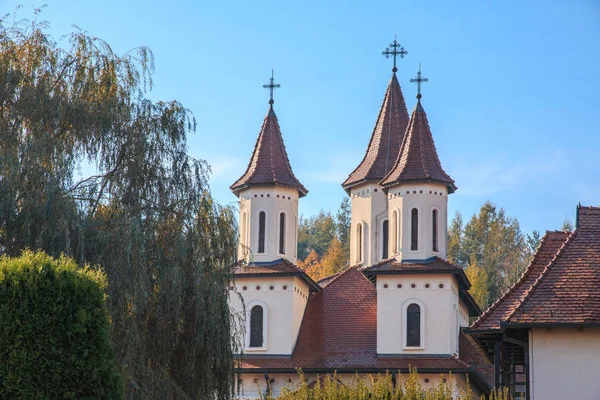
(342, 39, 410, 267)
(230, 72, 308, 264)
(381, 66, 456, 261)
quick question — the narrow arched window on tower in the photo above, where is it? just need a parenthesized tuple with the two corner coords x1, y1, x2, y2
(357, 223, 363, 263)
(279, 212, 286, 254)
(382, 219, 389, 260)
(241, 212, 247, 248)
(249, 305, 264, 348)
(392, 210, 399, 254)
(258, 211, 266, 253)
(411, 208, 419, 251)
(432, 209, 438, 252)
(406, 303, 421, 347)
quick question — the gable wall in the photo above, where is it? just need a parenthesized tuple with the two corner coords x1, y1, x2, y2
(530, 327, 600, 400)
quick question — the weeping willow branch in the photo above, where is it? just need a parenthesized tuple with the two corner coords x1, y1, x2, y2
(0, 9, 242, 400)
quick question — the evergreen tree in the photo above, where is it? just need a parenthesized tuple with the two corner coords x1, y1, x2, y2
(0, 11, 239, 399)
(447, 212, 463, 264)
(335, 197, 351, 262)
(297, 210, 336, 260)
(448, 201, 534, 308)
(561, 218, 574, 232)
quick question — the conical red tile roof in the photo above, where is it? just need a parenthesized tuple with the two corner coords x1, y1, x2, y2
(230, 106, 308, 197)
(342, 74, 409, 193)
(381, 98, 457, 193)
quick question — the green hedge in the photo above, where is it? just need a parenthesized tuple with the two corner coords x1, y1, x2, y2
(0, 251, 122, 399)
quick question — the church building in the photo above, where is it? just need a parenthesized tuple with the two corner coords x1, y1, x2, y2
(228, 39, 494, 399)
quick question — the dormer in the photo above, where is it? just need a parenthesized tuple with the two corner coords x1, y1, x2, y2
(363, 258, 480, 356)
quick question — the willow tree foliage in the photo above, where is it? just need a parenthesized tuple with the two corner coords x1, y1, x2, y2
(0, 9, 241, 399)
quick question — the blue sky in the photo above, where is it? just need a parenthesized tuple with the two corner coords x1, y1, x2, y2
(3, 0, 599, 235)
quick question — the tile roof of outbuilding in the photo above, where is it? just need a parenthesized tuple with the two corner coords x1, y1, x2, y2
(380, 99, 456, 193)
(469, 231, 570, 331)
(504, 206, 600, 326)
(342, 74, 409, 192)
(230, 106, 308, 197)
(236, 267, 491, 392)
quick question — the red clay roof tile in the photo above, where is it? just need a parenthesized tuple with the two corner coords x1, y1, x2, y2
(470, 231, 570, 331)
(380, 99, 456, 193)
(230, 106, 308, 197)
(505, 206, 600, 326)
(342, 74, 409, 192)
(237, 267, 490, 389)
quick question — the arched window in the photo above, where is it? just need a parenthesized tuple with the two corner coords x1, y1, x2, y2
(432, 209, 438, 252)
(258, 211, 266, 253)
(382, 219, 389, 260)
(411, 208, 419, 251)
(279, 212, 286, 254)
(357, 224, 363, 263)
(249, 305, 264, 348)
(406, 303, 421, 347)
(241, 212, 247, 247)
(392, 210, 399, 254)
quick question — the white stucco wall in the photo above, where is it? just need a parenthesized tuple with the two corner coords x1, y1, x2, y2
(229, 276, 309, 355)
(529, 327, 600, 400)
(377, 274, 463, 355)
(237, 371, 480, 399)
(237, 186, 300, 263)
(349, 183, 388, 266)
(387, 183, 448, 261)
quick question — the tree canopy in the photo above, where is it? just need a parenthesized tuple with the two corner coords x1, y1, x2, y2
(448, 201, 540, 308)
(0, 10, 239, 399)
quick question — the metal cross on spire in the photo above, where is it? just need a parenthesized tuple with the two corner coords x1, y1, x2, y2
(263, 69, 281, 105)
(410, 63, 428, 100)
(382, 36, 408, 73)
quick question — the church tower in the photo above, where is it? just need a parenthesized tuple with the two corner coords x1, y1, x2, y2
(342, 39, 410, 266)
(230, 72, 308, 264)
(229, 72, 318, 357)
(380, 66, 456, 261)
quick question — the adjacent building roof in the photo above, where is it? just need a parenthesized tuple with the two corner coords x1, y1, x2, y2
(342, 74, 409, 193)
(469, 231, 570, 331)
(236, 267, 491, 392)
(230, 106, 308, 197)
(380, 97, 457, 193)
(504, 206, 600, 327)
(233, 258, 321, 292)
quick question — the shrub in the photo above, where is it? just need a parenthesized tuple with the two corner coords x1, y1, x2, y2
(268, 368, 512, 400)
(0, 251, 122, 399)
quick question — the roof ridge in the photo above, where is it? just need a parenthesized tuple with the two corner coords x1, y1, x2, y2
(504, 230, 577, 324)
(470, 230, 568, 329)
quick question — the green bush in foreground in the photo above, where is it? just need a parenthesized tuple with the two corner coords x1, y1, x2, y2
(0, 251, 122, 399)
(267, 368, 511, 400)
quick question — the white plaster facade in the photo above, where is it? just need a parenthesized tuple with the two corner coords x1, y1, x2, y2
(386, 182, 449, 261)
(529, 327, 600, 400)
(349, 182, 388, 266)
(237, 186, 299, 264)
(376, 274, 469, 356)
(230, 276, 309, 355)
